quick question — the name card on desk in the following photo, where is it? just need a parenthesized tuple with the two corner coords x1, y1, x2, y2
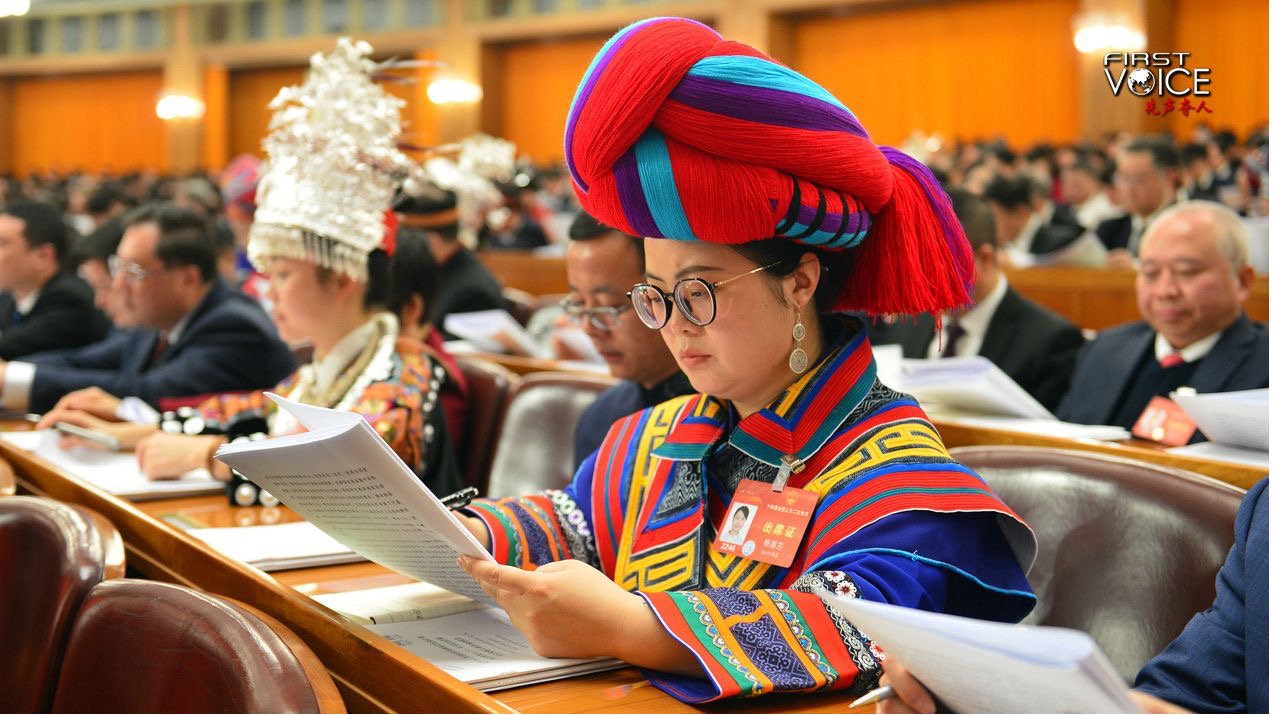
(0, 430, 220, 500)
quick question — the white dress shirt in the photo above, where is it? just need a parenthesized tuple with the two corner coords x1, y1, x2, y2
(925, 274, 1008, 359)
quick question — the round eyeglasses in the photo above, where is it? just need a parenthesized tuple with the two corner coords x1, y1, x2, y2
(627, 261, 780, 330)
(558, 296, 632, 331)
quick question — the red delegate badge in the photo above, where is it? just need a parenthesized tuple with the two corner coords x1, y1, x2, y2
(713, 478, 818, 568)
(1132, 396, 1198, 446)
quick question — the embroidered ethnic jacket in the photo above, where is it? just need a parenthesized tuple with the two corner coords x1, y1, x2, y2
(193, 317, 463, 495)
(465, 318, 1037, 702)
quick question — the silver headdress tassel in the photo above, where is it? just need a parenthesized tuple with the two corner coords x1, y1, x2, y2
(248, 38, 420, 281)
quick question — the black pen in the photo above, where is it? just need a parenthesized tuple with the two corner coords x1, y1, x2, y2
(439, 486, 479, 510)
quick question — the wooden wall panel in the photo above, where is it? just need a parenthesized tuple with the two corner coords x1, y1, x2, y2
(788, 0, 1082, 147)
(227, 65, 305, 160)
(1166, 0, 1268, 140)
(489, 34, 610, 163)
(11, 70, 166, 176)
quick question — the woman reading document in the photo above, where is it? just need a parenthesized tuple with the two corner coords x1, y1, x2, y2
(455, 17, 1037, 704)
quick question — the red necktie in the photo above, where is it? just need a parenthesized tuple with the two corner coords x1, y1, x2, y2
(147, 336, 170, 369)
(1159, 352, 1185, 368)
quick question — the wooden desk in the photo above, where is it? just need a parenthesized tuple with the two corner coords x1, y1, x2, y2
(1004, 266, 1269, 331)
(0, 438, 856, 714)
(479, 251, 569, 297)
(0, 454, 13, 496)
(459, 351, 614, 378)
(933, 419, 1266, 490)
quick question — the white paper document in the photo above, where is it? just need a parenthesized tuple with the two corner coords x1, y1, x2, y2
(897, 356, 1054, 419)
(0, 430, 220, 499)
(1171, 388, 1269, 451)
(824, 596, 1138, 714)
(187, 521, 366, 571)
(368, 607, 623, 691)
(214, 394, 496, 606)
(312, 581, 483, 625)
(444, 309, 548, 358)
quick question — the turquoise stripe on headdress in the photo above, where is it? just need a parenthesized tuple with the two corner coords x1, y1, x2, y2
(634, 130, 697, 240)
(687, 56, 854, 117)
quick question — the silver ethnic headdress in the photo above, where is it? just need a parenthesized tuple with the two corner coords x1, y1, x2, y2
(248, 38, 419, 281)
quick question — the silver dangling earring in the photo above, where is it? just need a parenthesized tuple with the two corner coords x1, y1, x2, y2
(789, 315, 808, 374)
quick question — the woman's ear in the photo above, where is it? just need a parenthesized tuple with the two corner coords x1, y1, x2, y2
(788, 252, 822, 310)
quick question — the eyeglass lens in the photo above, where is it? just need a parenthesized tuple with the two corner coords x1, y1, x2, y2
(630, 278, 716, 329)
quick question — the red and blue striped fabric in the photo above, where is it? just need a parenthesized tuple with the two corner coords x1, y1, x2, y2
(564, 16, 974, 317)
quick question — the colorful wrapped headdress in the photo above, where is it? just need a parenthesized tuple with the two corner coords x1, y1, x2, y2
(248, 38, 419, 281)
(564, 17, 973, 315)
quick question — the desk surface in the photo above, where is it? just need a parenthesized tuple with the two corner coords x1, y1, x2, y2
(0, 436, 856, 714)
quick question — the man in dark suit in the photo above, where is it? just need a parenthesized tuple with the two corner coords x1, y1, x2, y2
(982, 175, 1086, 263)
(0, 201, 111, 360)
(873, 190, 1084, 412)
(397, 186, 505, 340)
(1056, 201, 1266, 437)
(0, 204, 295, 413)
(563, 212, 692, 466)
(1096, 138, 1180, 268)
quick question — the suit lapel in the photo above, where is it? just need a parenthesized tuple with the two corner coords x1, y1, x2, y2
(979, 288, 1021, 365)
(0, 294, 14, 331)
(1191, 315, 1256, 393)
(1097, 325, 1155, 422)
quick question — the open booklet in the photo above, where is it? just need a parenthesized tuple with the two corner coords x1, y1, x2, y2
(1168, 388, 1270, 467)
(214, 394, 622, 689)
(313, 582, 622, 691)
(897, 356, 1054, 419)
(443, 309, 549, 358)
(0, 429, 220, 500)
(892, 356, 1131, 441)
(187, 521, 366, 571)
(824, 596, 1138, 713)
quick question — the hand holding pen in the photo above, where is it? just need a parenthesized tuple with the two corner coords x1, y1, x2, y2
(850, 658, 937, 714)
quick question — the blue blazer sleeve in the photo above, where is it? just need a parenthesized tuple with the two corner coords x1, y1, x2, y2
(1133, 478, 1269, 713)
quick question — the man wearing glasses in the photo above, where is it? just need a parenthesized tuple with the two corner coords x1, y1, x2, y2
(0, 201, 111, 360)
(0, 204, 295, 414)
(566, 212, 691, 467)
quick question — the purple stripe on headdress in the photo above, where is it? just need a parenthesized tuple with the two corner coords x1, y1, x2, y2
(564, 25, 644, 192)
(790, 202, 869, 235)
(613, 148, 662, 238)
(670, 75, 865, 136)
(879, 146, 973, 291)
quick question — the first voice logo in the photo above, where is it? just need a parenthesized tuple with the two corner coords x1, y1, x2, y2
(1103, 52, 1214, 117)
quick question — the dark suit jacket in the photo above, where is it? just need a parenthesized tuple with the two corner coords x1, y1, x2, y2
(1095, 214, 1133, 252)
(24, 279, 296, 412)
(428, 248, 506, 340)
(0, 272, 111, 360)
(871, 286, 1084, 412)
(1054, 314, 1269, 427)
(1134, 478, 1268, 713)
(1029, 204, 1086, 255)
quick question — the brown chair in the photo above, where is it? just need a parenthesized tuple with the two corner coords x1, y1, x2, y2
(52, 579, 345, 713)
(486, 372, 618, 498)
(0, 496, 124, 712)
(0, 455, 14, 496)
(454, 355, 518, 492)
(951, 445, 1245, 682)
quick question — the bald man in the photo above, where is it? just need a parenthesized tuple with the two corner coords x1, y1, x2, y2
(1056, 201, 1266, 438)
